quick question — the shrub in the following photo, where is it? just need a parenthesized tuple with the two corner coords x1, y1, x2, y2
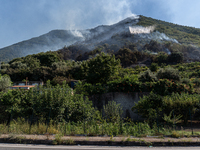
(0, 82, 100, 123)
(156, 67, 181, 81)
(132, 92, 163, 124)
(10, 61, 27, 69)
(167, 52, 183, 63)
(178, 66, 185, 71)
(51, 76, 71, 86)
(139, 69, 157, 82)
(75, 81, 106, 95)
(149, 63, 158, 72)
(181, 78, 191, 84)
(163, 93, 200, 123)
(103, 101, 123, 123)
(192, 78, 200, 87)
(155, 52, 168, 64)
(0, 74, 12, 92)
(132, 92, 200, 124)
(163, 110, 182, 126)
(107, 74, 139, 93)
(171, 131, 181, 138)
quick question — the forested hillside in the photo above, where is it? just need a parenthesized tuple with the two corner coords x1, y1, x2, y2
(138, 15, 200, 46)
(1, 15, 200, 62)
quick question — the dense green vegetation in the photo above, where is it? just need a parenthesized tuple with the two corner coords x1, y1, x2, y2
(132, 92, 200, 124)
(0, 82, 98, 124)
(1, 15, 200, 137)
(138, 15, 200, 46)
(0, 74, 12, 92)
(0, 49, 200, 136)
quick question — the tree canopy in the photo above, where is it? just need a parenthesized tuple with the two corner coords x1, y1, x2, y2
(0, 74, 12, 92)
(83, 52, 121, 84)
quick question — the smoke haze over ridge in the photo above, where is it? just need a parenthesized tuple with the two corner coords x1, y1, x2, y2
(0, 0, 133, 48)
(1, 0, 200, 48)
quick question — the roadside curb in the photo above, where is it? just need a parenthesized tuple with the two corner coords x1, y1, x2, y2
(1, 137, 200, 146)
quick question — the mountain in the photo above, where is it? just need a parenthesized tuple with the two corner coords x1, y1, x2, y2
(0, 30, 86, 62)
(1, 15, 200, 62)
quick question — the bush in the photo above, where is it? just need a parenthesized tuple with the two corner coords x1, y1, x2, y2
(107, 74, 139, 93)
(75, 82, 106, 95)
(103, 101, 123, 123)
(155, 52, 168, 64)
(0, 74, 12, 92)
(149, 63, 158, 72)
(156, 67, 181, 81)
(192, 78, 200, 87)
(181, 78, 191, 84)
(163, 93, 200, 123)
(51, 76, 71, 86)
(139, 69, 157, 82)
(10, 61, 27, 69)
(0, 82, 100, 123)
(132, 92, 163, 124)
(132, 92, 200, 124)
(167, 52, 183, 63)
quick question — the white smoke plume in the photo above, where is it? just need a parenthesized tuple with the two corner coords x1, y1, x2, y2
(129, 26, 155, 34)
(157, 32, 178, 43)
(70, 30, 85, 39)
(0, 0, 136, 49)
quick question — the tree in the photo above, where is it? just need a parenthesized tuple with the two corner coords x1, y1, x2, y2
(167, 51, 183, 63)
(0, 74, 12, 92)
(149, 63, 158, 72)
(36, 52, 61, 67)
(132, 92, 163, 125)
(23, 56, 40, 68)
(115, 48, 137, 67)
(144, 40, 163, 53)
(84, 52, 121, 84)
(154, 52, 168, 64)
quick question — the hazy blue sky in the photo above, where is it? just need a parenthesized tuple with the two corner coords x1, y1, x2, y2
(0, 0, 200, 48)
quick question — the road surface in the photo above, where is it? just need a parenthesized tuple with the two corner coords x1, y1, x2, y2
(0, 144, 200, 150)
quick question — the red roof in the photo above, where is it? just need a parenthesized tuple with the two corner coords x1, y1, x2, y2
(11, 85, 36, 88)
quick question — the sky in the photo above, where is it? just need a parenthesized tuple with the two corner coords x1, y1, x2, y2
(0, 0, 200, 48)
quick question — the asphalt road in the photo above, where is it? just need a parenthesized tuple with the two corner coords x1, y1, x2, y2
(0, 144, 200, 150)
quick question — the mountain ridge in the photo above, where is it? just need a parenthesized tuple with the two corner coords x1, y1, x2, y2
(1, 15, 200, 62)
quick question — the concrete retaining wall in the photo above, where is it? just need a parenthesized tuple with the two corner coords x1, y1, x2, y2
(90, 92, 148, 120)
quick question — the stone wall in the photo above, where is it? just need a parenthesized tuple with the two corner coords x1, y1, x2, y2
(90, 92, 148, 120)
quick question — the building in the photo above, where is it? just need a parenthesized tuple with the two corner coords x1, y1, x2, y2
(13, 81, 44, 86)
(10, 80, 43, 90)
(10, 85, 36, 90)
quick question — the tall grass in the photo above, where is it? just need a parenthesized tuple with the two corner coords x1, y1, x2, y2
(0, 117, 172, 137)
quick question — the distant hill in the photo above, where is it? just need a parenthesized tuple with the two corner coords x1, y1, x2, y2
(0, 30, 86, 62)
(1, 15, 200, 62)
